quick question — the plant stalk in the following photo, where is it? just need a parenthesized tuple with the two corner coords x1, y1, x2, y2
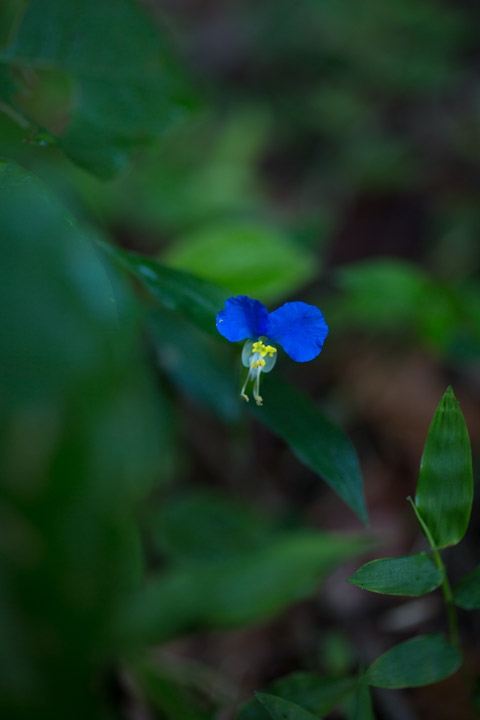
(407, 497, 460, 648)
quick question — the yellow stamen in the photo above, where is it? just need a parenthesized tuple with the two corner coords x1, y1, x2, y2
(241, 339, 277, 404)
(252, 340, 277, 358)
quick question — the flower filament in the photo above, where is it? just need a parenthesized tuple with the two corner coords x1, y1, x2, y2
(240, 339, 277, 406)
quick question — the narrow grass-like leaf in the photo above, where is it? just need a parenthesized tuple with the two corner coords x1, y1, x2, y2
(348, 553, 443, 596)
(148, 308, 240, 421)
(100, 244, 227, 335)
(353, 678, 375, 720)
(366, 635, 461, 688)
(255, 693, 320, 720)
(257, 376, 368, 525)
(453, 564, 480, 609)
(103, 242, 368, 523)
(415, 386, 473, 548)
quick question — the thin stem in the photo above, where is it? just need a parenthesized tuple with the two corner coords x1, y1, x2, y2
(407, 497, 460, 649)
(240, 367, 253, 399)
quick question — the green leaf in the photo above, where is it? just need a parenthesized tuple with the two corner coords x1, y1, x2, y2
(147, 307, 240, 421)
(348, 553, 443, 596)
(0, 159, 165, 714)
(334, 260, 431, 329)
(163, 221, 317, 303)
(237, 674, 357, 720)
(131, 658, 211, 720)
(0, 0, 193, 177)
(414, 386, 473, 548)
(105, 243, 368, 523)
(255, 693, 321, 720)
(352, 678, 375, 720)
(147, 488, 272, 565)
(121, 531, 371, 645)
(256, 376, 368, 525)
(331, 260, 478, 358)
(453, 564, 480, 610)
(366, 635, 462, 688)
(101, 244, 227, 336)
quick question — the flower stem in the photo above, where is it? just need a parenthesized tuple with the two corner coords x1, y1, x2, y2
(407, 497, 460, 649)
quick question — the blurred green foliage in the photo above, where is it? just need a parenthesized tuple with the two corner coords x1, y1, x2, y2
(163, 221, 317, 303)
(0, 0, 194, 177)
(0, 160, 164, 718)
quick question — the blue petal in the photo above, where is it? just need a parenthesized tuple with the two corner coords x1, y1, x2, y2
(267, 301, 329, 362)
(216, 295, 270, 342)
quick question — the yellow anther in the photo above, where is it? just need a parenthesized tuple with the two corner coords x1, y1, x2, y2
(250, 358, 266, 368)
(252, 340, 277, 358)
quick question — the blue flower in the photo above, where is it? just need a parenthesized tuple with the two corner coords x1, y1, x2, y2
(216, 295, 329, 405)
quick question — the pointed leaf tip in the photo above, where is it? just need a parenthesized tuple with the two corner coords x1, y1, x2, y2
(415, 386, 473, 548)
(256, 375, 368, 525)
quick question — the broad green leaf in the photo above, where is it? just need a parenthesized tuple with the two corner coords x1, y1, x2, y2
(0, 160, 164, 715)
(256, 376, 368, 525)
(121, 532, 370, 645)
(0, 160, 120, 400)
(366, 635, 461, 688)
(101, 244, 227, 336)
(0, 0, 193, 177)
(453, 564, 480, 610)
(164, 221, 317, 303)
(255, 693, 321, 720)
(237, 674, 356, 720)
(348, 553, 443, 596)
(414, 386, 473, 548)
